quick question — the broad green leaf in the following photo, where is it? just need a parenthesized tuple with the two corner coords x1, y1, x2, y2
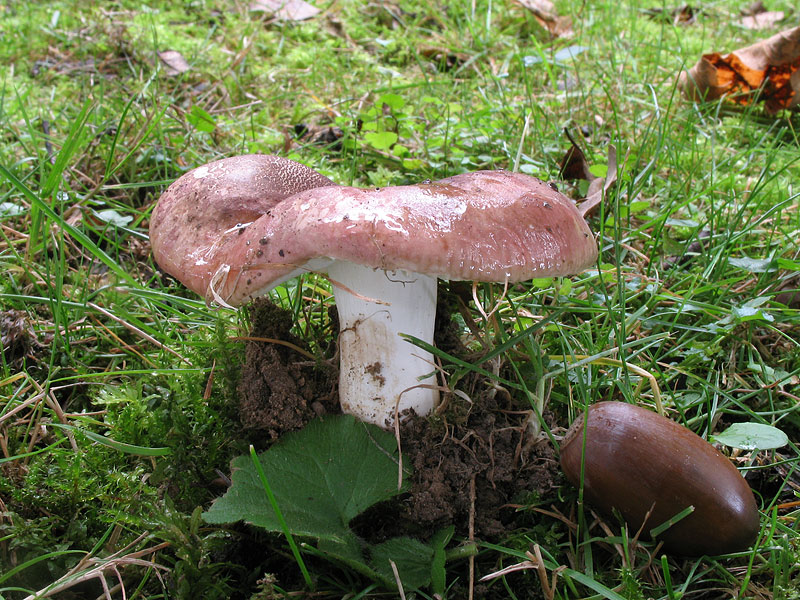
(0, 202, 25, 217)
(203, 415, 406, 541)
(430, 526, 454, 595)
(364, 131, 398, 150)
(378, 93, 405, 111)
(731, 304, 774, 323)
(316, 535, 379, 580)
(95, 209, 133, 227)
(370, 537, 435, 591)
(554, 45, 590, 62)
(728, 257, 776, 273)
(713, 422, 789, 450)
(187, 105, 216, 133)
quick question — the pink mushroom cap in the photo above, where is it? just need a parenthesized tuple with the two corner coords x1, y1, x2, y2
(150, 156, 597, 305)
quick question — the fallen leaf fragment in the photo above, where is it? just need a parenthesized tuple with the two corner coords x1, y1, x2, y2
(557, 131, 617, 218)
(157, 50, 191, 76)
(642, 4, 697, 25)
(559, 135, 595, 182)
(250, 0, 320, 21)
(514, 0, 572, 37)
(579, 146, 616, 218)
(741, 11, 784, 30)
(679, 26, 800, 113)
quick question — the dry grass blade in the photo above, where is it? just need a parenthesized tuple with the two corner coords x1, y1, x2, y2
(88, 302, 191, 365)
(23, 540, 170, 600)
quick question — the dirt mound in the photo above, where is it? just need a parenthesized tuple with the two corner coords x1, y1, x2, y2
(237, 298, 560, 541)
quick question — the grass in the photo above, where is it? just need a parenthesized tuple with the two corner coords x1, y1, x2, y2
(1, 0, 799, 597)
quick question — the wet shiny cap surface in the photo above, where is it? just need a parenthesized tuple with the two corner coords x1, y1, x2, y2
(149, 156, 598, 305)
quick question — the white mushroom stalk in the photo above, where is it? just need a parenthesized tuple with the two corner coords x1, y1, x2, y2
(328, 262, 438, 425)
(149, 155, 598, 430)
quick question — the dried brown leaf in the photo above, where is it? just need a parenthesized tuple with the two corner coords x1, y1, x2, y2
(741, 11, 785, 30)
(157, 50, 191, 76)
(559, 134, 596, 182)
(250, 0, 320, 21)
(578, 146, 617, 218)
(742, 0, 767, 16)
(514, 0, 572, 37)
(679, 26, 800, 113)
(643, 4, 697, 25)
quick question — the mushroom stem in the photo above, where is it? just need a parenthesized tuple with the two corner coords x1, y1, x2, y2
(328, 262, 439, 427)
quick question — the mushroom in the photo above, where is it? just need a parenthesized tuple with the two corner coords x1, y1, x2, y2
(150, 154, 597, 427)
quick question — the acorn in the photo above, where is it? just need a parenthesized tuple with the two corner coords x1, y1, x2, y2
(560, 401, 760, 556)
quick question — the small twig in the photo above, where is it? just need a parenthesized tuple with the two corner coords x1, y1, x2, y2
(390, 560, 407, 600)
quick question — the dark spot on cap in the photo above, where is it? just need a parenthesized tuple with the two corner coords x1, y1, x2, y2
(543, 202, 552, 209)
(279, 249, 285, 257)
(246, 279, 252, 285)
(548, 182, 558, 191)
(256, 250, 263, 257)
(259, 237, 268, 245)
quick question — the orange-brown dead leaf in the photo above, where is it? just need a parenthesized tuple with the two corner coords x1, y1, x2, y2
(679, 26, 800, 114)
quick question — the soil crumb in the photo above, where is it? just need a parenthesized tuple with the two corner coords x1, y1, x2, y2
(237, 300, 338, 441)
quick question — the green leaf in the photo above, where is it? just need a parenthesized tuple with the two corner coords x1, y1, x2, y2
(203, 415, 406, 541)
(713, 422, 789, 450)
(378, 93, 405, 111)
(364, 131, 398, 150)
(187, 105, 216, 133)
(0, 201, 25, 217)
(370, 537, 435, 591)
(430, 526, 454, 594)
(94, 209, 133, 227)
(728, 257, 776, 273)
(731, 304, 774, 323)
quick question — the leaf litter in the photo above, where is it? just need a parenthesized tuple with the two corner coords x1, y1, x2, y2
(679, 26, 800, 113)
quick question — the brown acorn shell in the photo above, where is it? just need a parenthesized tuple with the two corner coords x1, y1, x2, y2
(560, 401, 760, 556)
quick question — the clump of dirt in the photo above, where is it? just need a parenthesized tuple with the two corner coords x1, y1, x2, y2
(238, 298, 560, 541)
(399, 393, 559, 540)
(237, 300, 338, 442)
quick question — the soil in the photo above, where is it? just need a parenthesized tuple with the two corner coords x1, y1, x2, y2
(236, 298, 561, 541)
(237, 300, 339, 443)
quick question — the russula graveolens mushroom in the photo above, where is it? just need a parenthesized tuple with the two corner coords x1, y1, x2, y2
(150, 154, 597, 427)
(560, 402, 760, 556)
